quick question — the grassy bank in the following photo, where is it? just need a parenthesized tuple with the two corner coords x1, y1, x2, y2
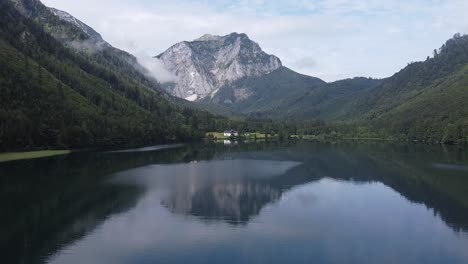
(206, 132, 270, 140)
(206, 132, 229, 140)
(0, 150, 71, 163)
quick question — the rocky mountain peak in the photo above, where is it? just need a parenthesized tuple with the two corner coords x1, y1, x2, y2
(48, 7, 104, 42)
(195, 34, 223, 42)
(10, 0, 111, 52)
(157, 33, 282, 101)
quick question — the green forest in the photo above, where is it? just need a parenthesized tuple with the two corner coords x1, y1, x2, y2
(201, 34, 468, 145)
(0, 0, 220, 150)
(1, 0, 468, 152)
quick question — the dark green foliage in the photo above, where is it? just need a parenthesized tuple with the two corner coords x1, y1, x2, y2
(204, 33, 468, 145)
(204, 67, 325, 114)
(356, 34, 468, 144)
(300, 34, 468, 145)
(0, 0, 220, 150)
(267, 77, 382, 120)
(2, 0, 468, 148)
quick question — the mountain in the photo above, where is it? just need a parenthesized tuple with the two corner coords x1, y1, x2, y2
(156, 33, 283, 101)
(157, 33, 379, 118)
(265, 77, 383, 120)
(158, 31, 468, 143)
(359, 34, 468, 143)
(2, 0, 467, 148)
(204, 67, 326, 115)
(11, 0, 107, 49)
(281, 33, 468, 143)
(47, 7, 108, 45)
(0, 0, 219, 151)
(10, 0, 163, 91)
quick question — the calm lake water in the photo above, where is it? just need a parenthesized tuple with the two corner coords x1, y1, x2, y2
(1, 142, 468, 264)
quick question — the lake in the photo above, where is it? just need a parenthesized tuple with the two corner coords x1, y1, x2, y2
(1, 142, 468, 264)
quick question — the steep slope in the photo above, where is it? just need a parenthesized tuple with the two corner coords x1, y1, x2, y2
(204, 67, 326, 115)
(48, 7, 107, 44)
(212, 32, 468, 145)
(0, 0, 215, 151)
(333, 34, 468, 121)
(11, 0, 161, 92)
(12, 0, 108, 51)
(376, 65, 468, 143)
(271, 77, 383, 120)
(157, 32, 383, 119)
(157, 33, 282, 100)
(345, 34, 468, 143)
(283, 34, 468, 143)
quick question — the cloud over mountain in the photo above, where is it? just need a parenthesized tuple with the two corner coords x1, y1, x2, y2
(42, 0, 468, 81)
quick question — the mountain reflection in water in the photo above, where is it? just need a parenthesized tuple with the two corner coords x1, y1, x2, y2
(1, 142, 468, 264)
(154, 160, 300, 224)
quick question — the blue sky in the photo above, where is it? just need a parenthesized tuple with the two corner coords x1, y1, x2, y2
(42, 0, 468, 82)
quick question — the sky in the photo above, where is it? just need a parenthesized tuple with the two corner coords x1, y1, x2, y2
(41, 0, 468, 82)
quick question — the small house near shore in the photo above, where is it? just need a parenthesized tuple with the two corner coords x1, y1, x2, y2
(224, 130, 239, 137)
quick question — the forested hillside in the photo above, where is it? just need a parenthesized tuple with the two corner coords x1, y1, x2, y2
(264, 77, 382, 120)
(206, 34, 468, 144)
(1, 0, 467, 149)
(205, 67, 325, 115)
(11, 0, 161, 92)
(0, 0, 217, 151)
(355, 34, 468, 144)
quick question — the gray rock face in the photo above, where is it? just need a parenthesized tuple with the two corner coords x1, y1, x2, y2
(49, 8, 102, 40)
(48, 7, 111, 51)
(11, 0, 112, 52)
(156, 33, 282, 101)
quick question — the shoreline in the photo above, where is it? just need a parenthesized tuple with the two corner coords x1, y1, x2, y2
(0, 150, 71, 163)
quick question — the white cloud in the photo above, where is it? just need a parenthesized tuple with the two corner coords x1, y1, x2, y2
(41, 0, 468, 82)
(136, 53, 176, 83)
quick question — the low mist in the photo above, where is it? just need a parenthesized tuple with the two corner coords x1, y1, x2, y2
(135, 52, 176, 84)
